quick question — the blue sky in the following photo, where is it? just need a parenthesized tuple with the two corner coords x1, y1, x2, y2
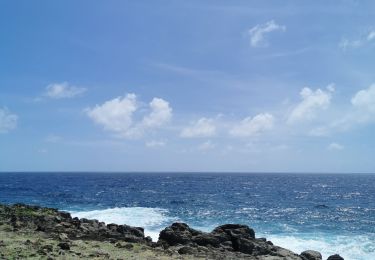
(1, 1, 375, 172)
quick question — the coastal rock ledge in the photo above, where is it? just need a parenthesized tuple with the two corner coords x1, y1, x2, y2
(0, 203, 344, 260)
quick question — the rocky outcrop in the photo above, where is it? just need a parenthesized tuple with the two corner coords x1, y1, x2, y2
(301, 250, 322, 260)
(0, 203, 151, 244)
(0, 204, 344, 260)
(158, 222, 321, 260)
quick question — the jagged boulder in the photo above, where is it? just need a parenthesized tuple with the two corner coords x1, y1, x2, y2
(301, 250, 322, 260)
(158, 222, 304, 259)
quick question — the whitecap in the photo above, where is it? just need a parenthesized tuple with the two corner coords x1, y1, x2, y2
(70, 207, 175, 241)
(262, 233, 375, 260)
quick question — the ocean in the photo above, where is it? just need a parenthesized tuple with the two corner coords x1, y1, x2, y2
(0, 172, 374, 259)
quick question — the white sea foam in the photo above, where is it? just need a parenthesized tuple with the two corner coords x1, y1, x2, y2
(263, 233, 375, 260)
(70, 207, 175, 241)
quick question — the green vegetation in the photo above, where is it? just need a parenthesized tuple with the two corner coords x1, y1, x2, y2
(0, 225, 201, 259)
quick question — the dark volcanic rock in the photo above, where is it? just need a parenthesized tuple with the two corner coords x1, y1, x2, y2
(327, 254, 344, 260)
(57, 242, 70, 250)
(0, 204, 345, 260)
(301, 250, 322, 260)
(212, 224, 255, 240)
(0, 203, 149, 244)
(158, 222, 305, 259)
(178, 246, 197, 255)
(158, 223, 198, 246)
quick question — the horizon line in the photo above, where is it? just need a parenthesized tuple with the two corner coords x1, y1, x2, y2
(0, 171, 374, 175)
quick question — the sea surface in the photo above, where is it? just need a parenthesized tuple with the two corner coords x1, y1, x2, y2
(0, 172, 374, 259)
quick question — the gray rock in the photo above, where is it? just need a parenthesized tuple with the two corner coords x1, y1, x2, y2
(213, 224, 255, 239)
(58, 233, 69, 241)
(158, 222, 305, 259)
(301, 250, 322, 260)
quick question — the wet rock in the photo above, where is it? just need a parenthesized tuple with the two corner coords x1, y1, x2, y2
(301, 250, 322, 260)
(327, 254, 344, 260)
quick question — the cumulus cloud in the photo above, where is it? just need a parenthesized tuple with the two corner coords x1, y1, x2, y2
(339, 30, 375, 50)
(44, 82, 87, 99)
(86, 94, 137, 134)
(0, 108, 18, 133)
(230, 113, 274, 137)
(328, 142, 344, 151)
(142, 98, 172, 128)
(86, 94, 172, 138)
(248, 20, 286, 47)
(341, 83, 375, 125)
(351, 84, 375, 113)
(288, 85, 334, 124)
(180, 118, 216, 138)
(308, 84, 375, 136)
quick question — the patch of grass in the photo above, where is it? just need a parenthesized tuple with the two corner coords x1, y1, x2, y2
(0, 229, 203, 260)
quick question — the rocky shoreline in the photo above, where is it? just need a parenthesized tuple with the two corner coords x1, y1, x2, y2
(0, 203, 344, 260)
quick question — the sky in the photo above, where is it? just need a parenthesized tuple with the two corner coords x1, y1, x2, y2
(1, 1, 375, 172)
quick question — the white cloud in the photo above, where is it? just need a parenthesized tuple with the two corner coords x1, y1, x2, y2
(230, 113, 274, 137)
(180, 117, 216, 138)
(86, 94, 172, 138)
(142, 98, 172, 128)
(288, 86, 334, 124)
(145, 140, 166, 148)
(44, 82, 87, 99)
(328, 142, 344, 151)
(0, 108, 18, 133)
(308, 84, 375, 136)
(86, 94, 137, 134)
(351, 84, 375, 113)
(248, 20, 286, 47)
(198, 140, 215, 151)
(339, 30, 375, 50)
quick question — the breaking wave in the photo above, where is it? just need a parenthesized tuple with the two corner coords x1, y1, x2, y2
(70, 207, 175, 241)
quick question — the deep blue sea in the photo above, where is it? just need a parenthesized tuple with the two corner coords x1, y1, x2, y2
(0, 172, 374, 259)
